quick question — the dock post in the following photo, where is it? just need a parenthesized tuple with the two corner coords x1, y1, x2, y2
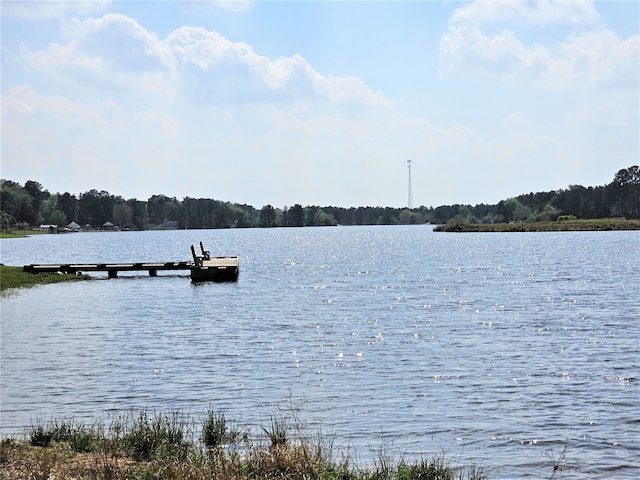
(149, 269, 157, 277)
(108, 270, 117, 278)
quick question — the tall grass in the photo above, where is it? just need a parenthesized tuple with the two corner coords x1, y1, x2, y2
(200, 406, 247, 448)
(122, 409, 193, 461)
(3, 408, 501, 480)
(25, 416, 101, 452)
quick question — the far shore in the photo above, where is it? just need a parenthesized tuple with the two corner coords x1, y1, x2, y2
(434, 218, 640, 232)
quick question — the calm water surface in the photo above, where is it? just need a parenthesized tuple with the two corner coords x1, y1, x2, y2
(1, 226, 638, 478)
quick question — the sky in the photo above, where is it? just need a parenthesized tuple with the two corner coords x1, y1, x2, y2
(1, 0, 638, 209)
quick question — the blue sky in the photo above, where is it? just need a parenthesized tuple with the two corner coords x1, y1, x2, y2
(1, 1, 638, 209)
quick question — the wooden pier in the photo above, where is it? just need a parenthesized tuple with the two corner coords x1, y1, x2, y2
(23, 243, 239, 282)
(23, 261, 192, 278)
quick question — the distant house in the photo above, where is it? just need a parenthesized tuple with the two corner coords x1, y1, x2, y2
(102, 221, 115, 231)
(66, 221, 81, 231)
(40, 224, 58, 232)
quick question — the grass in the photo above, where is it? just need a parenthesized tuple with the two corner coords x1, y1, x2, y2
(0, 229, 48, 238)
(434, 217, 640, 232)
(201, 407, 247, 448)
(0, 409, 498, 480)
(0, 264, 91, 293)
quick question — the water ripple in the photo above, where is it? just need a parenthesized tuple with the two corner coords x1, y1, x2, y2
(1, 227, 639, 478)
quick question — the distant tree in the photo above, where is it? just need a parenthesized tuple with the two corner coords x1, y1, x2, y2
(0, 181, 34, 225)
(399, 209, 420, 224)
(40, 195, 58, 224)
(147, 194, 179, 225)
(312, 208, 337, 226)
(2, 164, 635, 231)
(126, 199, 148, 230)
(532, 203, 560, 222)
(229, 204, 254, 228)
(232, 207, 250, 228)
(260, 204, 276, 227)
(58, 192, 78, 223)
(50, 209, 67, 228)
(78, 190, 115, 226)
(499, 198, 530, 222)
(288, 204, 305, 226)
(612, 166, 640, 219)
(629, 165, 640, 218)
(513, 201, 531, 222)
(305, 206, 319, 226)
(113, 203, 133, 229)
(23, 180, 46, 223)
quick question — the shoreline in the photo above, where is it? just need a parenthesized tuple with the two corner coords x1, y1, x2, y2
(0, 265, 91, 293)
(0, 409, 579, 480)
(434, 218, 640, 232)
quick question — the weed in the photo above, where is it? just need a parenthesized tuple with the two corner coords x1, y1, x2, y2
(263, 413, 288, 447)
(200, 407, 246, 448)
(123, 409, 192, 461)
(545, 443, 580, 478)
(26, 416, 54, 447)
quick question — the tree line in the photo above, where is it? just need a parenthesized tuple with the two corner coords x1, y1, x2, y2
(1, 166, 638, 232)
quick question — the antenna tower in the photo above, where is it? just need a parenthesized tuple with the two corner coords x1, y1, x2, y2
(407, 160, 414, 209)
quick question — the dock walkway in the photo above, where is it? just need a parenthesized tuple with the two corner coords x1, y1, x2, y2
(23, 261, 192, 278)
(23, 243, 239, 281)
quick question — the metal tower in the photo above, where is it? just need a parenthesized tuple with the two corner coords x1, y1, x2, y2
(407, 160, 414, 209)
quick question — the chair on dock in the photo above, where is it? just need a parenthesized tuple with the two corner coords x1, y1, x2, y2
(199, 241, 211, 260)
(191, 245, 204, 267)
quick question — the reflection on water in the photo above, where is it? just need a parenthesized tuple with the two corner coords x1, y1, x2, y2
(1, 227, 639, 478)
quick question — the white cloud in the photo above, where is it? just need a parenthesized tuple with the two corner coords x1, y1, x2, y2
(2, 84, 83, 117)
(558, 29, 639, 89)
(21, 14, 390, 110)
(1, 0, 112, 19)
(1, 85, 185, 197)
(449, 0, 600, 27)
(439, 0, 638, 91)
(180, 0, 254, 14)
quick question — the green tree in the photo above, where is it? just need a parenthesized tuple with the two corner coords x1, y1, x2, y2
(147, 194, 179, 226)
(613, 166, 640, 219)
(399, 209, 424, 224)
(40, 195, 58, 224)
(23, 180, 45, 224)
(50, 210, 67, 228)
(58, 193, 78, 224)
(534, 203, 560, 222)
(0, 180, 34, 225)
(127, 199, 148, 230)
(113, 203, 133, 229)
(78, 190, 116, 227)
(288, 204, 305, 226)
(513, 201, 531, 222)
(260, 204, 276, 227)
(499, 198, 529, 222)
(312, 208, 336, 226)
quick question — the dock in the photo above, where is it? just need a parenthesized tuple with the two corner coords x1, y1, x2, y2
(23, 261, 192, 278)
(23, 242, 239, 282)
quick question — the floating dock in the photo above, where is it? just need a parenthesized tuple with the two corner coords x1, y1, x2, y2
(23, 242, 239, 282)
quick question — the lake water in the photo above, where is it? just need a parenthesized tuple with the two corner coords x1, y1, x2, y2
(1, 226, 638, 478)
